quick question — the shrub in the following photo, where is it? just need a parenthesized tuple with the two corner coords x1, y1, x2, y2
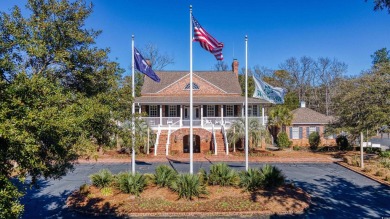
(380, 158, 390, 169)
(336, 135, 349, 150)
(208, 163, 239, 186)
(153, 165, 177, 187)
(343, 156, 352, 165)
(362, 166, 373, 173)
(375, 169, 385, 177)
(239, 168, 263, 192)
(260, 164, 285, 189)
(379, 151, 390, 158)
(117, 172, 147, 196)
(198, 168, 208, 185)
(100, 187, 113, 196)
(169, 173, 208, 200)
(90, 169, 113, 188)
(293, 145, 301, 151)
(277, 132, 292, 149)
(79, 183, 90, 195)
(385, 175, 390, 181)
(309, 132, 321, 150)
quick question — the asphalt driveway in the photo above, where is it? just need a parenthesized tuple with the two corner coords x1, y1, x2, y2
(21, 161, 390, 218)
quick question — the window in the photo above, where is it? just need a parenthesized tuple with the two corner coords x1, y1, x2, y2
(168, 105, 177, 117)
(252, 105, 258, 116)
(292, 127, 300, 139)
(184, 83, 199, 90)
(309, 127, 317, 135)
(226, 105, 234, 117)
(149, 105, 158, 117)
(207, 105, 215, 117)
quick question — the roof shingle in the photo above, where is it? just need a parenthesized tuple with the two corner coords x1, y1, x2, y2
(291, 107, 334, 124)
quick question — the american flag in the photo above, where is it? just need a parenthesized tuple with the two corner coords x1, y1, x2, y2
(192, 15, 224, 60)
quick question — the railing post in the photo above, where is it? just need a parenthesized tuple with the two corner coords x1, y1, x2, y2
(213, 124, 217, 155)
(166, 125, 171, 156)
(154, 125, 160, 156)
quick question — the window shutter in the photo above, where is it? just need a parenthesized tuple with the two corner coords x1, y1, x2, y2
(146, 106, 149, 116)
(316, 127, 320, 134)
(215, 105, 218, 117)
(299, 127, 303, 139)
(289, 127, 292, 139)
(203, 105, 207, 117)
(306, 127, 310, 138)
(234, 105, 238, 117)
(165, 105, 168, 117)
(223, 105, 226, 117)
(177, 105, 180, 117)
(157, 105, 160, 117)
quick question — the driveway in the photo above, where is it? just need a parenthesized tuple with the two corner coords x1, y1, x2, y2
(21, 162, 390, 218)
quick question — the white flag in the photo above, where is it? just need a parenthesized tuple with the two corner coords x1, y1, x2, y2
(252, 76, 286, 104)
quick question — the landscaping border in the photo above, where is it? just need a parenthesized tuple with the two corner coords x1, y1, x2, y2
(336, 161, 390, 187)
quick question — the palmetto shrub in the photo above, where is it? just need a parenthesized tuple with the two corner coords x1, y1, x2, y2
(260, 164, 285, 189)
(90, 169, 114, 188)
(116, 172, 147, 196)
(198, 168, 208, 185)
(208, 163, 239, 186)
(169, 173, 208, 200)
(239, 168, 263, 192)
(153, 165, 177, 187)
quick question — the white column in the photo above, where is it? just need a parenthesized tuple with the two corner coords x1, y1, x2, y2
(221, 105, 223, 124)
(201, 105, 203, 127)
(138, 104, 141, 114)
(180, 105, 183, 127)
(159, 105, 162, 125)
(262, 107, 265, 126)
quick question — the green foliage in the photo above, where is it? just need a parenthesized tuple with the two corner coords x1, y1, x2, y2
(153, 165, 177, 188)
(169, 174, 208, 200)
(379, 151, 390, 158)
(0, 176, 24, 219)
(309, 132, 321, 150)
(100, 187, 113, 196)
(238, 74, 255, 97)
(79, 183, 90, 195)
(117, 172, 147, 196)
(260, 164, 286, 189)
(277, 132, 292, 149)
(197, 168, 208, 185)
(336, 135, 349, 150)
(371, 48, 390, 65)
(330, 64, 390, 142)
(208, 163, 239, 186)
(90, 169, 114, 188)
(227, 118, 267, 150)
(239, 168, 263, 192)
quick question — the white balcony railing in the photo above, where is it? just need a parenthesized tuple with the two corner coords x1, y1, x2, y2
(141, 116, 268, 129)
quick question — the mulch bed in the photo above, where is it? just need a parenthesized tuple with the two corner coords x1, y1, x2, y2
(67, 184, 310, 217)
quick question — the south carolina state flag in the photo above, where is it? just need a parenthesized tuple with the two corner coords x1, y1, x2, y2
(134, 47, 160, 82)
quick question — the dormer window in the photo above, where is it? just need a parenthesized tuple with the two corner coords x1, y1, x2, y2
(184, 83, 199, 90)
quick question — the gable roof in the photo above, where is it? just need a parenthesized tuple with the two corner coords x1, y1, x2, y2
(291, 107, 334, 124)
(141, 71, 241, 95)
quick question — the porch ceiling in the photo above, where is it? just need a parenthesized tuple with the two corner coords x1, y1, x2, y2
(134, 96, 271, 104)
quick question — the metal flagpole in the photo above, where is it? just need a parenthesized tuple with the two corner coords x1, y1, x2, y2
(189, 5, 194, 174)
(245, 35, 249, 171)
(131, 35, 136, 174)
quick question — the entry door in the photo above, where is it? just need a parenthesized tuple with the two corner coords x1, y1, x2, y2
(184, 106, 200, 120)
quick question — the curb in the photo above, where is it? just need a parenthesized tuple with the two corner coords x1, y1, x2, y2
(336, 161, 390, 187)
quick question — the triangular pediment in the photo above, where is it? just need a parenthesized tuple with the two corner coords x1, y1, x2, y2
(157, 74, 227, 95)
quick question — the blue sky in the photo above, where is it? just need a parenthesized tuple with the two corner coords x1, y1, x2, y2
(1, 0, 390, 76)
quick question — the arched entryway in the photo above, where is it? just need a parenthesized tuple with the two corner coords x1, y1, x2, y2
(183, 135, 200, 153)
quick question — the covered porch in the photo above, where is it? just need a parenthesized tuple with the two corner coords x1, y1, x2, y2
(135, 96, 270, 130)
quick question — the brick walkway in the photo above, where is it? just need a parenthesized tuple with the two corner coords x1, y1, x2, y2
(77, 151, 338, 164)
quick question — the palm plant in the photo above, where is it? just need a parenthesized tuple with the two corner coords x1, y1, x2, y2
(208, 163, 239, 186)
(153, 165, 177, 187)
(89, 169, 114, 188)
(238, 168, 263, 192)
(260, 164, 285, 189)
(116, 172, 147, 196)
(169, 173, 208, 200)
(121, 118, 154, 154)
(227, 118, 266, 150)
(268, 106, 293, 140)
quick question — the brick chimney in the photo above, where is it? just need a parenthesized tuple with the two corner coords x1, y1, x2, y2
(232, 59, 239, 78)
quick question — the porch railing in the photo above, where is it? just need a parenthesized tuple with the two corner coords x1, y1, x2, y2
(141, 116, 268, 128)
